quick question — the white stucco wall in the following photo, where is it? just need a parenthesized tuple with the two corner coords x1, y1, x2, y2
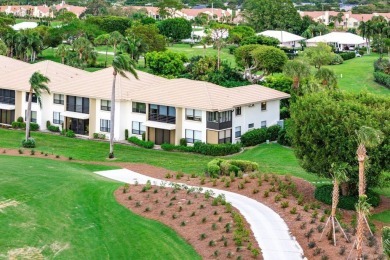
(181, 110, 207, 143)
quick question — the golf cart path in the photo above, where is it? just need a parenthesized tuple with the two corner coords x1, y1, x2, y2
(95, 169, 305, 260)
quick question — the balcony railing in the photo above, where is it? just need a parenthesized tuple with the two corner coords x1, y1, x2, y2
(0, 96, 15, 105)
(67, 104, 89, 114)
(207, 121, 232, 130)
(148, 114, 176, 124)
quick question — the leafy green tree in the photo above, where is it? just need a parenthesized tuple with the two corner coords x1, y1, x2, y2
(0, 39, 6, 55)
(242, 0, 302, 33)
(81, 0, 109, 17)
(228, 25, 255, 44)
(303, 42, 334, 70)
(240, 35, 279, 47)
(234, 44, 261, 82)
(157, 0, 184, 18)
(289, 91, 390, 194)
(56, 10, 77, 24)
(108, 31, 124, 55)
(146, 51, 188, 77)
(94, 34, 110, 67)
(26, 72, 50, 141)
(85, 16, 131, 34)
(314, 67, 337, 89)
(109, 54, 138, 158)
(72, 37, 93, 60)
(121, 35, 147, 62)
(127, 24, 166, 53)
(251, 45, 288, 76)
(383, 226, 390, 258)
(158, 18, 192, 43)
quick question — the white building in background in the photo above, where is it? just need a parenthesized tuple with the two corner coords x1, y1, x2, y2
(306, 32, 368, 51)
(0, 55, 289, 145)
(257, 30, 306, 48)
(11, 22, 38, 31)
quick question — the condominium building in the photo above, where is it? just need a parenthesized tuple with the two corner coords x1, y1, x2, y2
(0, 55, 289, 145)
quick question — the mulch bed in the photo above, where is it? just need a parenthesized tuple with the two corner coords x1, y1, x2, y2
(1, 148, 387, 259)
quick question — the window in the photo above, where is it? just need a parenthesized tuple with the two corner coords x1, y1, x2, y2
(148, 104, 176, 124)
(53, 112, 63, 124)
(132, 121, 145, 135)
(235, 107, 241, 116)
(132, 102, 146, 113)
(25, 110, 37, 123)
(261, 121, 267, 128)
(66, 96, 89, 114)
(0, 89, 15, 105)
(248, 123, 254, 129)
(261, 102, 267, 111)
(101, 100, 111, 111)
(53, 94, 64, 105)
(100, 119, 110, 132)
(185, 129, 201, 143)
(218, 129, 232, 144)
(235, 126, 241, 138)
(25, 93, 37, 103)
(186, 109, 202, 121)
(207, 111, 232, 123)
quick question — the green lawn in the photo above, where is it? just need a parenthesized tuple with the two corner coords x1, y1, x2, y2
(372, 210, 390, 223)
(167, 43, 236, 67)
(0, 156, 200, 259)
(326, 53, 390, 96)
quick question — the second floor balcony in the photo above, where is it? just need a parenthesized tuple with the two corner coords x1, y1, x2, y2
(148, 104, 176, 124)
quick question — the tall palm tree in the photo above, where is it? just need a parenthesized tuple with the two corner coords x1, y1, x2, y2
(356, 126, 384, 196)
(283, 59, 311, 91)
(355, 195, 372, 259)
(26, 72, 50, 141)
(109, 54, 138, 158)
(321, 163, 349, 246)
(108, 31, 124, 55)
(56, 44, 69, 64)
(94, 34, 110, 67)
(72, 37, 92, 60)
(315, 67, 337, 90)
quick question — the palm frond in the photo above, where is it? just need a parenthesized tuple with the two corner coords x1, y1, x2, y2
(356, 126, 384, 149)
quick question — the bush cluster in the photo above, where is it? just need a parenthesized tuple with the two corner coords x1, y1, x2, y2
(61, 129, 76, 138)
(207, 158, 259, 178)
(314, 185, 380, 210)
(373, 71, 390, 89)
(12, 121, 40, 131)
(161, 142, 241, 156)
(22, 138, 36, 148)
(339, 52, 356, 61)
(93, 133, 106, 139)
(240, 125, 281, 147)
(330, 54, 344, 65)
(128, 136, 154, 149)
(48, 125, 60, 132)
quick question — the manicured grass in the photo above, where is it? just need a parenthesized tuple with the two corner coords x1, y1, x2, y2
(0, 156, 200, 259)
(167, 43, 236, 67)
(325, 53, 390, 96)
(372, 210, 390, 223)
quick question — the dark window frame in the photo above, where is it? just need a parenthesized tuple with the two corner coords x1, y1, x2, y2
(185, 109, 202, 121)
(0, 89, 15, 105)
(101, 100, 111, 111)
(235, 126, 241, 138)
(132, 102, 146, 114)
(235, 107, 241, 116)
(100, 119, 110, 132)
(53, 112, 63, 124)
(66, 95, 89, 114)
(132, 121, 145, 135)
(25, 110, 37, 123)
(53, 94, 64, 105)
(261, 102, 267, 111)
(185, 129, 201, 143)
(25, 93, 37, 103)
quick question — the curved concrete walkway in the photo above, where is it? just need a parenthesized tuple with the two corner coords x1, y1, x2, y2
(95, 169, 304, 260)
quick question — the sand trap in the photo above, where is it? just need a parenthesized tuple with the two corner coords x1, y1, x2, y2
(50, 242, 70, 257)
(0, 199, 19, 211)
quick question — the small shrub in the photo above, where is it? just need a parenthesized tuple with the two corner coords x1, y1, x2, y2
(252, 188, 259, 194)
(201, 217, 207, 223)
(209, 240, 216, 246)
(127, 195, 132, 200)
(48, 125, 60, 132)
(281, 201, 289, 208)
(295, 213, 302, 221)
(123, 183, 129, 193)
(160, 210, 164, 216)
(56, 155, 60, 158)
(251, 248, 260, 258)
(225, 179, 231, 188)
(128, 136, 154, 149)
(218, 216, 223, 222)
(308, 241, 316, 249)
(68, 156, 73, 160)
(30, 149, 35, 155)
(300, 222, 306, 229)
(124, 129, 129, 140)
(238, 181, 245, 189)
(290, 207, 297, 214)
(225, 203, 232, 213)
(303, 204, 310, 212)
(199, 233, 207, 240)
(180, 221, 186, 226)
(172, 213, 177, 219)
(317, 224, 324, 233)
(190, 211, 195, 217)
(274, 194, 282, 202)
(144, 207, 151, 212)
(135, 201, 141, 207)
(164, 172, 172, 178)
(339, 246, 346, 255)
(263, 190, 269, 198)
(22, 138, 36, 148)
(212, 223, 217, 230)
(313, 247, 321, 256)
(179, 138, 187, 146)
(213, 250, 219, 257)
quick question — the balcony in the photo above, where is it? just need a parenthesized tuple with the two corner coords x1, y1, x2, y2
(207, 120, 232, 130)
(148, 114, 176, 124)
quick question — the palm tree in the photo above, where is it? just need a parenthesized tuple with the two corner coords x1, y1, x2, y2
(109, 54, 138, 158)
(283, 59, 311, 91)
(72, 37, 92, 60)
(336, 12, 344, 29)
(108, 31, 124, 55)
(356, 126, 384, 196)
(26, 72, 50, 141)
(320, 163, 349, 246)
(315, 67, 337, 90)
(355, 195, 372, 259)
(56, 44, 69, 64)
(94, 34, 110, 67)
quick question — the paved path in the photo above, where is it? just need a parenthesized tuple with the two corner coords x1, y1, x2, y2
(95, 169, 305, 260)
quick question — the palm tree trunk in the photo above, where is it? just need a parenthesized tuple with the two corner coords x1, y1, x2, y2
(61, 55, 65, 64)
(217, 45, 221, 70)
(105, 45, 108, 67)
(109, 73, 116, 158)
(357, 144, 366, 196)
(356, 210, 364, 259)
(25, 89, 33, 140)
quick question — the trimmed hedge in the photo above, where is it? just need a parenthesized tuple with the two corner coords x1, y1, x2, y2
(207, 158, 259, 178)
(373, 71, 390, 89)
(314, 184, 380, 210)
(161, 142, 241, 156)
(240, 125, 281, 147)
(11, 121, 39, 131)
(128, 136, 154, 149)
(48, 125, 60, 132)
(339, 52, 355, 61)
